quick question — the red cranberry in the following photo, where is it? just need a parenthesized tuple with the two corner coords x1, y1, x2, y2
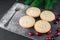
(46, 37, 51, 40)
(58, 14, 60, 17)
(47, 30, 52, 35)
(53, 18, 58, 24)
(53, 20, 58, 24)
(56, 18, 60, 21)
(51, 36, 55, 40)
(28, 32, 33, 36)
(57, 28, 60, 32)
(58, 18, 60, 20)
(55, 32, 60, 37)
(35, 32, 40, 36)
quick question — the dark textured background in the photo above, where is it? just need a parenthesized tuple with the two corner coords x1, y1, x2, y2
(0, 0, 60, 40)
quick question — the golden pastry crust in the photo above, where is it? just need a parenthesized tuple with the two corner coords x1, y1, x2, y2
(34, 20, 51, 33)
(19, 16, 35, 28)
(26, 7, 41, 17)
(40, 10, 55, 22)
